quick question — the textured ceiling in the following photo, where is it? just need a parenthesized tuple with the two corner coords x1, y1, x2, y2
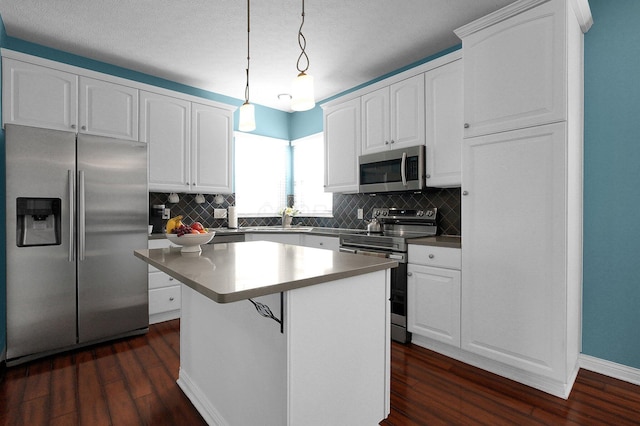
(0, 0, 515, 111)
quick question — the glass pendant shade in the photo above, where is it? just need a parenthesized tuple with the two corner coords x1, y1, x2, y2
(291, 72, 315, 111)
(238, 102, 256, 132)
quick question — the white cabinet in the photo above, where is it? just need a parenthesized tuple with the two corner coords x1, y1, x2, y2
(79, 76, 138, 140)
(424, 58, 463, 187)
(141, 91, 233, 194)
(141, 91, 191, 192)
(455, 0, 589, 398)
(323, 98, 361, 193)
(245, 233, 302, 245)
(301, 234, 339, 251)
(190, 102, 233, 194)
(148, 239, 181, 324)
(3, 58, 78, 132)
(408, 245, 461, 347)
(361, 74, 425, 154)
(461, 123, 571, 381)
(456, 0, 566, 138)
(2, 58, 139, 140)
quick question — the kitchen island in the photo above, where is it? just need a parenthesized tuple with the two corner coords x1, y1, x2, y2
(134, 241, 397, 426)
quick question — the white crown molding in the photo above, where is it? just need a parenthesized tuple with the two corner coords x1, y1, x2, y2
(570, 0, 594, 33)
(454, 0, 550, 39)
(579, 354, 640, 387)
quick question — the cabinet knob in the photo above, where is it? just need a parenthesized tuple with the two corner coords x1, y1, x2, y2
(426, 174, 431, 179)
(319, 242, 324, 246)
(407, 272, 413, 277)
(169, 297, 175, 301)
(385, 141, 389, 145)
(428, 254, 435, 259)
(169, 277, 174, 281)
(71, 124, 76, 129)
(464, 123, 470, 129)
(463, 190, 469, 196)
(81, 125, 87, 130)
(390, 140, 395, 144)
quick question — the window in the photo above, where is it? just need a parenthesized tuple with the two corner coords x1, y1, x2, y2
(292, 133, 333, 216)
(234, 132, 288, 217)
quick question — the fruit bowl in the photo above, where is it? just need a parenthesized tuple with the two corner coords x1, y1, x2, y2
(166, 231, 215, 254)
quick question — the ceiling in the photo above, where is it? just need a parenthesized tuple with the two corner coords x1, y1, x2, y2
(0, 0, 515, 112)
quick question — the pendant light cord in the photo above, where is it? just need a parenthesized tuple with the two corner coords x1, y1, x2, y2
(296, 0, 309, 74)
(245, 0, 251, 104)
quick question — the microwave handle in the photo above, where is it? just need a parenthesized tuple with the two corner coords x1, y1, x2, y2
(401, 151, 407, 186)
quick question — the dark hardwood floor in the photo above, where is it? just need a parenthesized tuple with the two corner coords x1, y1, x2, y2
(1, 319, 639, 425)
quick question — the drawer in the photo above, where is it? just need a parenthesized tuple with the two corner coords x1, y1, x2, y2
(149, 285, 181, 315)
(408, 245, 461, 270)
(149, 271, 180, 289)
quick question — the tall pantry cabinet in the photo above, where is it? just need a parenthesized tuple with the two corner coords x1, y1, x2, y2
(456, 0, 592, 398)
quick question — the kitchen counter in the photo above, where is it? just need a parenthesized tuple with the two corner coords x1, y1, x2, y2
(134, 240, 394, 425)
(408, 235, 462, 249)
(135, 241, 396, 303)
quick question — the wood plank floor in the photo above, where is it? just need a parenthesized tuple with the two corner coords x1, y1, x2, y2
(1, 319, 639, 425)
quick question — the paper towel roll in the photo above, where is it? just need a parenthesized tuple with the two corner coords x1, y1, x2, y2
(228, 206, 238, 229)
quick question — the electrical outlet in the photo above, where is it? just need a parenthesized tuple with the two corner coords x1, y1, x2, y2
(357, 208, 364, 219)
(162, 208, 170, 219)
(214, 208, 227, 219)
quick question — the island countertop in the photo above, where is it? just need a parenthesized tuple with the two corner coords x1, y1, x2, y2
(134, 240, 398, 303)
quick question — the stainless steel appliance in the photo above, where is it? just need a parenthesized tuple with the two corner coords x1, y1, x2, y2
(150, 204, 165, 234)
(339, 207, 437, 343)
(359, 145, 426, 193)
(5, 124, 149, 364)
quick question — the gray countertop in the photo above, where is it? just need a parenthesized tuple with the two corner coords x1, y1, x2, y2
(407, 235, 462, 249)
(135, 241, 398, 303)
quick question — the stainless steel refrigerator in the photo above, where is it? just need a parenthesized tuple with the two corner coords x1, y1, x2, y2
(5, 124, 149, 364)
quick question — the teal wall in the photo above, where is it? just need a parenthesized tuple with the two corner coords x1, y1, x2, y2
(582, 0, 640, 368)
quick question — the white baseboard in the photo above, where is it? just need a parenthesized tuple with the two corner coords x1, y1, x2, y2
(177, 368, 229, 426)
(579, 354, 640, 387)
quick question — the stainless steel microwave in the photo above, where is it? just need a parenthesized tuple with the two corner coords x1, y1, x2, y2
(359, 145, 425, 193)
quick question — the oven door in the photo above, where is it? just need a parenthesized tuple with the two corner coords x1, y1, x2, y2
(359, 145, 425, 193)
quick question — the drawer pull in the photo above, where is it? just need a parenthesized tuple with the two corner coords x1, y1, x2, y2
(169, 297, 175, 301)
(428, 254, 435, 259)
(169, 277, 174, 281)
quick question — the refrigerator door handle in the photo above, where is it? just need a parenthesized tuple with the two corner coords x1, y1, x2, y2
(68, 170, 75, 262)
(78, 170, 86, 261)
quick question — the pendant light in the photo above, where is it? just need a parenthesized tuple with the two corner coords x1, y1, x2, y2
(238, 0, 256, 131)
(291, 0, 315, 111)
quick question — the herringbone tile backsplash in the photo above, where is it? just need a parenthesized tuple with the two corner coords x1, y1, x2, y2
(150, 188, 461, 235)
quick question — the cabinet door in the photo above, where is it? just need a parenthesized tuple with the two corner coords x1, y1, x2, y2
(2, 58, 78, 131)
(425, 59, 463, 188)
(301, 234, 339, 251)
(361, 87, 390, 155)
(461, 123, 567, 380)
(79, 77, 138, 140)
(141, 91, 191, 192)
(390, 74, 425, 148)
(191, 103, 233, 194)
(323, 98, 361, 193)
(408, 264, 461, 347)
(460, 0, 565, 137)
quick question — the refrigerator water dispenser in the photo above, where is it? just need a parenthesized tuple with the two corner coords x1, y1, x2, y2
(16, 197, 61, 246)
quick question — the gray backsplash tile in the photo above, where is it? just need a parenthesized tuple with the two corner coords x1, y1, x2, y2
(150, 188, 461, 235)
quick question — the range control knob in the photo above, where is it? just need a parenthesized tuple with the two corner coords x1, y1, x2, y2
(425, 210, 435, 218)
(416, 210, 424, 216)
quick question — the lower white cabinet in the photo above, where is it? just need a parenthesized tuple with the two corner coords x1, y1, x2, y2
(301, 234, 339, 251)
(407, 245, 461, 347)
(148, 238, 181, 324)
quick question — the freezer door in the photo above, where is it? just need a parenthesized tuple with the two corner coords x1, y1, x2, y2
(77, 133, 149, 343)
(5, 124, 77, 359)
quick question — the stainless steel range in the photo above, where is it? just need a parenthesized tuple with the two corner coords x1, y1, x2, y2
(339, 208, 437, 343)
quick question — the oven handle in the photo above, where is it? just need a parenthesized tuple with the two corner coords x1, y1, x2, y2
(340, 247, 405, 262)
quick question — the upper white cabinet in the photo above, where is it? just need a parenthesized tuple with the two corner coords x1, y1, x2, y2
(141, 91, 191, 192)
(141, 92, 234, 194)
(323, 97, 361, 193)
(361, 74, 425, 154)
(79, 76, 138, 140)
(3, 58, 139, 140)
(191, 102, 233, 194)
(3, 58, 78, 132)
(424, 58, 463, 187)
(456, 0, 567, 138)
